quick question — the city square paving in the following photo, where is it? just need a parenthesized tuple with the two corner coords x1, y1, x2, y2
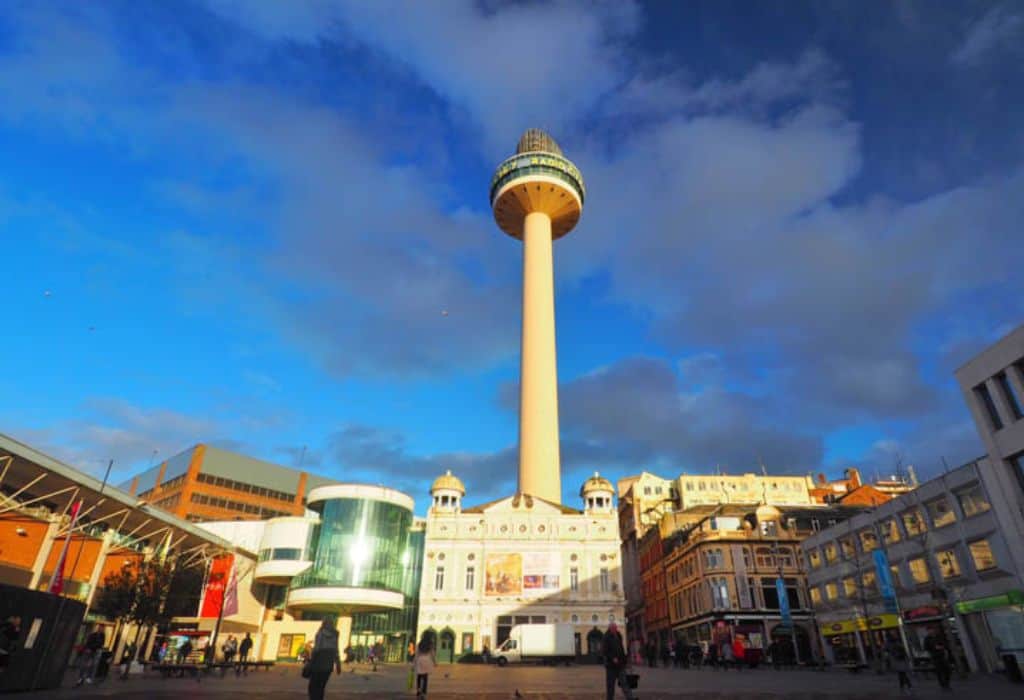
(29, 662, 1022, 699)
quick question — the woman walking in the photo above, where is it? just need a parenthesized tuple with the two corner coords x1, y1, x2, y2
(307, 617, 342, 700)
(413, 635, 436, 698)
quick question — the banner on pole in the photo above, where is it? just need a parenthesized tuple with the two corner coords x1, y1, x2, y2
(874, 549, 899, 613)
(776, 577, 792, 627)
(199, 554, 234, 618)
(48, 500, 83, 595)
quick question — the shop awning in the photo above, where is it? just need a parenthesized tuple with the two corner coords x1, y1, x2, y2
(955, 590, 1024, 614)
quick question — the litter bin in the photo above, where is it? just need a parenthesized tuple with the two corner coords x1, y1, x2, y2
(1003, 654, 1022, 683)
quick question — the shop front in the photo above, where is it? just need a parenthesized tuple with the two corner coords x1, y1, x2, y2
(956, 590, 1024, 673)
(819, 614, 900, 666)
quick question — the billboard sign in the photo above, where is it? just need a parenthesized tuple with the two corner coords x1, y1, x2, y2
(485, 553, 522, 596)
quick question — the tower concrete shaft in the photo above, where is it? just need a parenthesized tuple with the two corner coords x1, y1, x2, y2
(490, 129, 585, 506)
(518, 211, 561, 503)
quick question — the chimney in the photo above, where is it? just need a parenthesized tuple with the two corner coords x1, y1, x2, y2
(845, 467, 862, 489)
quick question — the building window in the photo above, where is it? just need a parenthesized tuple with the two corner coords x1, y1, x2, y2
(890, 564, 902, 590)
(974, 382, 1004, 431)
(823, 542, 838, 564)
(710, 577, 729, 609)
(810, 586, 821, 605)
(995, 371, 1023, 420)
(842, 577, 857, 598)
(777, 547, 794, 569)
(956, 484, 991, 518)
(926, 497, 956, 528)
(968, 540, 997, 572)
(705, 548, 724, 569)
(600, 568, 610, 593)
(901, 509, 927, 536)
(861, 570, 878, 595)
(936, 549, 961, 579)
(755, 547, 775, 569)
(644, 486, 651, 495)
(810, 518, 821, 532)
(465, 566, 475, 591)
(839, 538, 856, 559)
(880, 518, 901, 544)
(859, 529, 879, 553)
(434, 566, 445, 592)
(824, 581, 838, 601)
(908, 557, 931, 585)
(568, 567, 578, 592)
(807, 549, 821, 569)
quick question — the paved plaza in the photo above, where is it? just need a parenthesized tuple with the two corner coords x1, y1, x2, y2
(29, 662, 1023, 699)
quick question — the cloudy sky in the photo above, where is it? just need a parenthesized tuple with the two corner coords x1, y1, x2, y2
(2, 1, 1022, 511)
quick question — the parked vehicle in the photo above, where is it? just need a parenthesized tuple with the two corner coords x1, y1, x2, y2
(494, 624, 575, 666)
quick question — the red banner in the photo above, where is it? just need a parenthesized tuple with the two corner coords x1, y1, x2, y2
(199, 554, 234, 618)
(48, 500, 83, 595)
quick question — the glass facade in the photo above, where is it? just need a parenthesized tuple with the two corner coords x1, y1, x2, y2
(291, 496, 413, 594)
(350, 528, 425, 662)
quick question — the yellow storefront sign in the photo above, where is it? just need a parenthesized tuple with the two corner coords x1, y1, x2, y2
(822, 614, 900, 635)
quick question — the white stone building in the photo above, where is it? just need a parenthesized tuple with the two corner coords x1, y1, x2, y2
(417, 471, 626, 662)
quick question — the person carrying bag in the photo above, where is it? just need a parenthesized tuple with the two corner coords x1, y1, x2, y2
(305, 617, 342, 700)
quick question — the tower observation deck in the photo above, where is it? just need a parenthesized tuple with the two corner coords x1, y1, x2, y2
(490, 129, 584, 505)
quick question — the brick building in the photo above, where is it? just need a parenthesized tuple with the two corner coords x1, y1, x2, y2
(122, 445, 336, 522)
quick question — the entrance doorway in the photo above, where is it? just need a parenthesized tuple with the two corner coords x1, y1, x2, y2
(439, 629, 456, 664)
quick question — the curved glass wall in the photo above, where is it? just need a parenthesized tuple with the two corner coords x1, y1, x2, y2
(290, 497, 413, 594)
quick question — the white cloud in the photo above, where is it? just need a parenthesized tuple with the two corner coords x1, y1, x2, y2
(951, 4, 1024, 65)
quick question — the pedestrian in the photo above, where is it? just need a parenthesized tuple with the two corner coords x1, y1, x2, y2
(660, 642, 670, 667)
(75, 625, 106, 686)
(306, 616, 342, 700)
(368, 643, 377, 671)
(407, 641, 415, 663)
(178, 638, 193, 664)
(924, 628, 952, 691)
(707, 642, 718, 669)
(157, 641, 168, 663)
(482, 643, 491, 665)
(0, 617, 20, 678)
(721, 638, 735, 670)
(237, 633, 253, 676)
(886, 638, 912, 695)
(119, 641, 136, 679)
(222, 635, 237, 666)
(413, 634, 436, 698)
(731, 635, 746, 671)
(601, 623, 634, 700)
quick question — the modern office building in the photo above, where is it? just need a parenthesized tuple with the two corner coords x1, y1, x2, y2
(417, 471, 625, 662)
(121, 444, 337, 522)
(801, 457, 1023, 672)
(191, 483, 425, 662)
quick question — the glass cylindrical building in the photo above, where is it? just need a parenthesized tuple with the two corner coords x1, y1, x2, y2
(287, 484, 414, 612)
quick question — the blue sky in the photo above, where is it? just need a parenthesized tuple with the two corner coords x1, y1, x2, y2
(2, 1, 1022, 512)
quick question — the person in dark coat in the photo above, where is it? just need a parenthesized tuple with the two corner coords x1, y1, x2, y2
(925, 628, 953, 691)
(601, 623, 634, 700)
(236, 633, 253, 676)
(307, 617, 341, 700)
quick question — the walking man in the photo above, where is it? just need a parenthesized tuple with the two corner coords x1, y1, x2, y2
(601, 623, 634, 700)
(236, 633, 253, 676)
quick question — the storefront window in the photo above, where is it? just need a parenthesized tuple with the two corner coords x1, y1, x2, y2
(908, 557, 931, 584)
(839, 538, 855, 559)
(901, 509, 927, 536)
(936, 549, 961, 579)
(968, 540, 997, 572)
(859, 530, 879, 553)
(956, 484, 991, 518)
(926, 497, 956, 528)
(880, 519, 901, 544)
